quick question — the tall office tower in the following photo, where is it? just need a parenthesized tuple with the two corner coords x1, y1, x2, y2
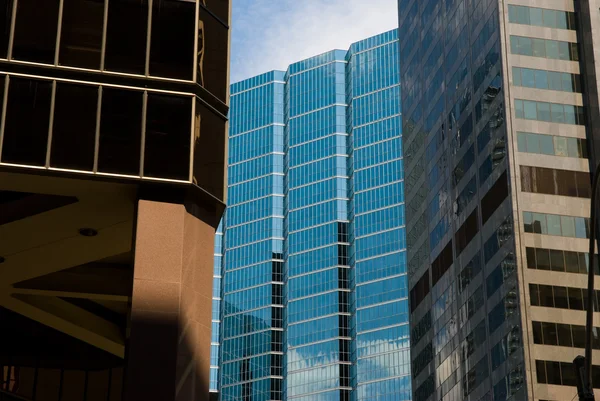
(0, 1, 230, 401)
(211, 221, 224, 397)
(218, 30, 411, 401)
(400, 0, 600, 400)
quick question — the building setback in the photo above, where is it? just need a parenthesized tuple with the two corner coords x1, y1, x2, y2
(400, 0, 600, 400)
(0, 1, 230, 400)
(216, 30, 411, 401)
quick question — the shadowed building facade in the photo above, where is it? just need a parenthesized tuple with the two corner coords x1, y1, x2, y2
(400, 0, 600, 400)
(217, 30, 411, 401)
(0, 1, 230, 400)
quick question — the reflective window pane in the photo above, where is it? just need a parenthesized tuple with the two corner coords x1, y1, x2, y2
(529, 8, 543, 26)
(198, 7, 228, 101)
(548, 71, 562, 90)
(536, 248, 550, 271)
(149, 0, 195, 80)
(546, 215, 561, 236)
(521, 68, 535, 87)
(105, 0, 148, 74)
(201, 0, 229, 23)
(144, 93, 191, 180)
(534, 69, 548, 89)
(557, 324, 572, 346)
(50, 83, 98, 171)
(2, 77, 52, 166)
(59, 0, 104, 69)
(553, 286, 569, 309)
(532, 38, 546, 57)
(0, 0, 14, 58)
(545, 40, 559, 59)
(537, 102, 551, 122)
(524, 100, 537, 119)
(549, 249, 564, 271)
(193, 99, 226, 201)
(538, 135, 554, 155)
(541, 322, 557, 345)
(98, 87, 142, 174)
(561, 216, 576, 238)
(517, 132, 527, 152)
(12, 0, 60, 63)
(551, 103, 565, 124)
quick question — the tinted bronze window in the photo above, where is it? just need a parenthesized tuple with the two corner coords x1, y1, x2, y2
(192, 99, 226, 200)
(532, 321, 542, 343)
(533, 166, 556, 194)
(410, 271, 430, 313)
(557, 323, 572, 347)
(549, 249, 564, 271)
(553, 286, 568, 309)
(105, 0, 148, 74)
(12, 0, 60, 63)
(538, 285, 554, 307)
(535, 248, 551, 270)
(200, 0, 228, 23)
(530, 284, 540, 306)
(521, 165, 591, 198)
(541, 322, 558, 345)
(561, 362, 577, 386)
(143, 93, 191, 180)
(572, 324, 586, 348)
(455, 207, 478, 255)
(574, 170, 591, 198)
(568, 287, 583, 310)
(536, 360, 546, 383)
(98, 87, 142, 175)
(59, 0, 104, 69)
(431, 241, 453, 286)
(50, 83, 98, 171)
(526, 247, 536, 269)
(545, 361, 561, 385)
(481, 171, 508, 224)
(2, 77, 52, 166)
(0, 0, 13, 58)
(197, 7, 228, 101)
(565, 251, 580, 273)
(149, 0, 195, 80)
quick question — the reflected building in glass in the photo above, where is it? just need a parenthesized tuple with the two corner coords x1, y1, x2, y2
(217, 30, 411, 401)
(400, 0, 600, 400)
(0, 1, 230, 401)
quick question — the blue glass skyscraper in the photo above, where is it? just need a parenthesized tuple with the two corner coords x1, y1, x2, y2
(216, 30, 410, 401)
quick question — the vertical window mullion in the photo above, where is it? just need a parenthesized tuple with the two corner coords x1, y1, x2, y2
(0, 74, 8, 161)
(93, 85, 102, 173)
(145, 0, 152, 76)
(54, 0, 64, 66)
(100, 0, 109, 70)
(139, 90, 147, 177)
(45, 80, 57, 167)
(6, 0, 17, 59)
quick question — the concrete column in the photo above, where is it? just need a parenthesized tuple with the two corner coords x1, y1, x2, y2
(124, 200, 215, 401)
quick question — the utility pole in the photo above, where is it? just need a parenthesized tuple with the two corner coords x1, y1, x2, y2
(573, 163, 600, 401)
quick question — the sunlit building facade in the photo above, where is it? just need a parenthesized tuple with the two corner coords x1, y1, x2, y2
(400, 0, 600, 400)
(217, 30, 411, 401)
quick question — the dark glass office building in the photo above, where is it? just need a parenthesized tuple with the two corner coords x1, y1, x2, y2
(400, 0, 600, 400)
(0, 1, 230, 400)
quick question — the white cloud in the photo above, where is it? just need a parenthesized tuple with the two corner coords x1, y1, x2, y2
(230, 0, 399, 83)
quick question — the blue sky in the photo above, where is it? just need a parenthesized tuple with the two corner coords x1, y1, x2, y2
(230, 0, 399, 84)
